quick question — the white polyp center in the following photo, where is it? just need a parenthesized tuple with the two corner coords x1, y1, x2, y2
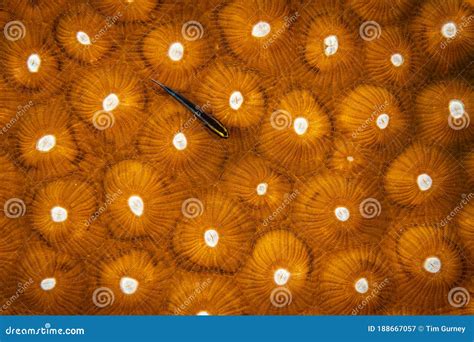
(128, 195, 144, 217)
(424, 256, 442, 273)
(229, 91, 244, 110)
(417, 173, 433, 191)
(251, 21, 271, 38)
(197, 311, 210, 316)
(51, 206, 68, 223)
(40, 277, 56, 291)
(76, 31, 91, 45)
(355, 278, 369, 294)
(120, 276, 139, 295)
(204, 229, 219, 248)
(256, 182, 268, 196)
(293, 117, 309, 135)
(102, 93, 119, 112)
(324, 35, 339, 56)
(334, 206, 350, 222)
(274, 268, 291, 286)
(168, 42, 184, 61)
(36, 134, 56, 152)
(449, 99, 465, 119)
(390, 53, 404, 67)
(27, 53, 41, 73)
(376, 113, 390, 130)
(347, 156, 354, 162)
(173, 132, 188, 151)
(441, 22, 457, 39)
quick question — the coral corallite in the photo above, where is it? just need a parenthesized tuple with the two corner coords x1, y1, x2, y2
(103, 160, 183, 240)
(318, 247, 395, 315)
(292, 172, 387, 251)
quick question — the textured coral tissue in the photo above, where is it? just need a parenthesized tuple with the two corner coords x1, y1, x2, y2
(0, 0, 473, 315)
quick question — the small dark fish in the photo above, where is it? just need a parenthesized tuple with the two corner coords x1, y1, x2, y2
(150, 79, 229, 139)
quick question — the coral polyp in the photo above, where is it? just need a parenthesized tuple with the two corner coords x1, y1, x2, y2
(0, 0, 473, 316)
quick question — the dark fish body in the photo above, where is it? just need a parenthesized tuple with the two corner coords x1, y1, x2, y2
(151, 79, 229, 139)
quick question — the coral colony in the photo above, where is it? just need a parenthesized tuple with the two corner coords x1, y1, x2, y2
(0, 0, 472, 315)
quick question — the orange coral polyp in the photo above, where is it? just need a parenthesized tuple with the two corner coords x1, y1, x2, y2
(69, 64, 147, 146)
(104, 160, 183, 240)
(194, 63, 266, 128)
